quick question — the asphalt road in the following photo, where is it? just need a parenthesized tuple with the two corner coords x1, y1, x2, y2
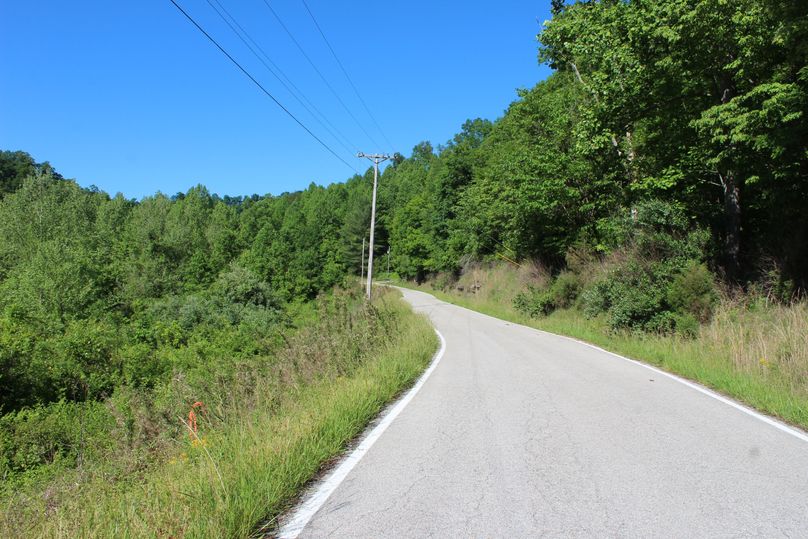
(289, 288, 808, 538)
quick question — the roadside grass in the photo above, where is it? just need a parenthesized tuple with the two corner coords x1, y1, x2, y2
(1, 289, 437, 538)
(396, 270, 808, 431)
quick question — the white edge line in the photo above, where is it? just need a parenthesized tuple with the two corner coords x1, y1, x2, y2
(427, 290, 808, 444)
(566, 335, 808, 443)
(276, 328, 447, 539)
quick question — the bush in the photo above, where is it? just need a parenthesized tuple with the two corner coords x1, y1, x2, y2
(514, 286, 555, 317)
(601, 261, 669, 331)
(645, 310, 678, 334)
(514, 271, 581, 318)
(56, 319, 123, 401)
(581, 280, 612, 319)
(581, 261, 716, 335)
(576, 200, 715, 335)
(667, 263, 718, 322)
(212, 263, 280, 310)
(551, 271, 581, 309)
(0, 400, 115, 481)
(672, 312, 700, 338)
(120, 342, 168, 388)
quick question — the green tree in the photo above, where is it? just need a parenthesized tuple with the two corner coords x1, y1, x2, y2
(0, 151, 62, 198)
(539, 0, 808, 281)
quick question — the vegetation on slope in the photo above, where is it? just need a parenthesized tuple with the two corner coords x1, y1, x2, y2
(2, 288, 437, 537)
(0, 158, 436, 537)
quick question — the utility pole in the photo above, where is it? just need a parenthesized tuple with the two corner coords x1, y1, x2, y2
(358, 152, 392, 300)
(360, 237, 366, 288)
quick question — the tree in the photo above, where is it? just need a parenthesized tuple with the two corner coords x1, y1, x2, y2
(0, 150, 63, 198)
(539, 0, 808, 281)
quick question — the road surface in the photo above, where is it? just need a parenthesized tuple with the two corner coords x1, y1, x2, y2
(286, 287, 808, 537)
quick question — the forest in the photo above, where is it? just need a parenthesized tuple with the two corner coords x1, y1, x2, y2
(1, 0, 807, 535)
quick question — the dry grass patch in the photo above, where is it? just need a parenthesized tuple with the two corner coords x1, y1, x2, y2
(704, 300, 808, 397)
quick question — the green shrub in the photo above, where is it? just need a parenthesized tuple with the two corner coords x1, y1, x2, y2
(0, 400, 115, 482)
(672, 312, 700, 338)
(667, 263, 718, 322)
(514, 286, 555, 317)
(603, 261, 669, 331)
(645, 310, 678, 334)
(581, 280, 612, 319)
(56, 319, 123, 401)
(582, 262, 714, 336)
(580, 258, 717, 335)
(212, 263, 280, 310)
(577, 200, 715, 335)
(551, 271, 581, 309)
(514, 271, 581, 318)
(120, 342, 167, 388)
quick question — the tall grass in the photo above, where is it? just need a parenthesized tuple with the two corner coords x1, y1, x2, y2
(402, 265, 808, 430)
(706, 300, 808, 386)
(1, 289, 437, 538)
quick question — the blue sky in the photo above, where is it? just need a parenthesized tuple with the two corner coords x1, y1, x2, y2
(1, 1, 553, 199)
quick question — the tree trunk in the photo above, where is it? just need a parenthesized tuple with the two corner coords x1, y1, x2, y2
(715, 70, 741, 280)
(719, 170, 741, 280)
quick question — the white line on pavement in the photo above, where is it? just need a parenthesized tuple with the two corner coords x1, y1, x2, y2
(437, 293, 808, 445)
(566, 335, 808, 444)
(276, 328, 448, 538)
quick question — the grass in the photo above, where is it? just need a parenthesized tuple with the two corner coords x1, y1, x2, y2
(1, 289, 437, 538)
(396, 266, 808, 431)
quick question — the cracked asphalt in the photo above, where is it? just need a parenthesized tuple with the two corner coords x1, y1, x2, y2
(296, 288, 808, 537)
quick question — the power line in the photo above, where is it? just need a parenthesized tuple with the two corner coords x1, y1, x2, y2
(168, 0, 358, 174)
(205, 0, 359, 156)
(300, 0, 395, 153)
(207, 0, 358, 155)
(259, 0, 384, 151)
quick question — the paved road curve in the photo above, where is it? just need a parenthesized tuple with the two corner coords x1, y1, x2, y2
(293, 288, 808, 537)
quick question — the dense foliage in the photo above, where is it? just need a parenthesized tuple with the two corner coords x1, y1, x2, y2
(0, 157, 387, 489)
(0, 170, 382, 414)
(377, 0, 807, 289)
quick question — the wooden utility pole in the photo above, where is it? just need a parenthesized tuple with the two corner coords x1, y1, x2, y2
(358, 152, 392, 300)
(360, 236, 366, 288)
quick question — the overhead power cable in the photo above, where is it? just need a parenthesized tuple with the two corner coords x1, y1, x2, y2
(300, 0, 395, 152)
(259, 0, 384, 150)
(168, 0, 359, 174)
(205, 0, 359, 155)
